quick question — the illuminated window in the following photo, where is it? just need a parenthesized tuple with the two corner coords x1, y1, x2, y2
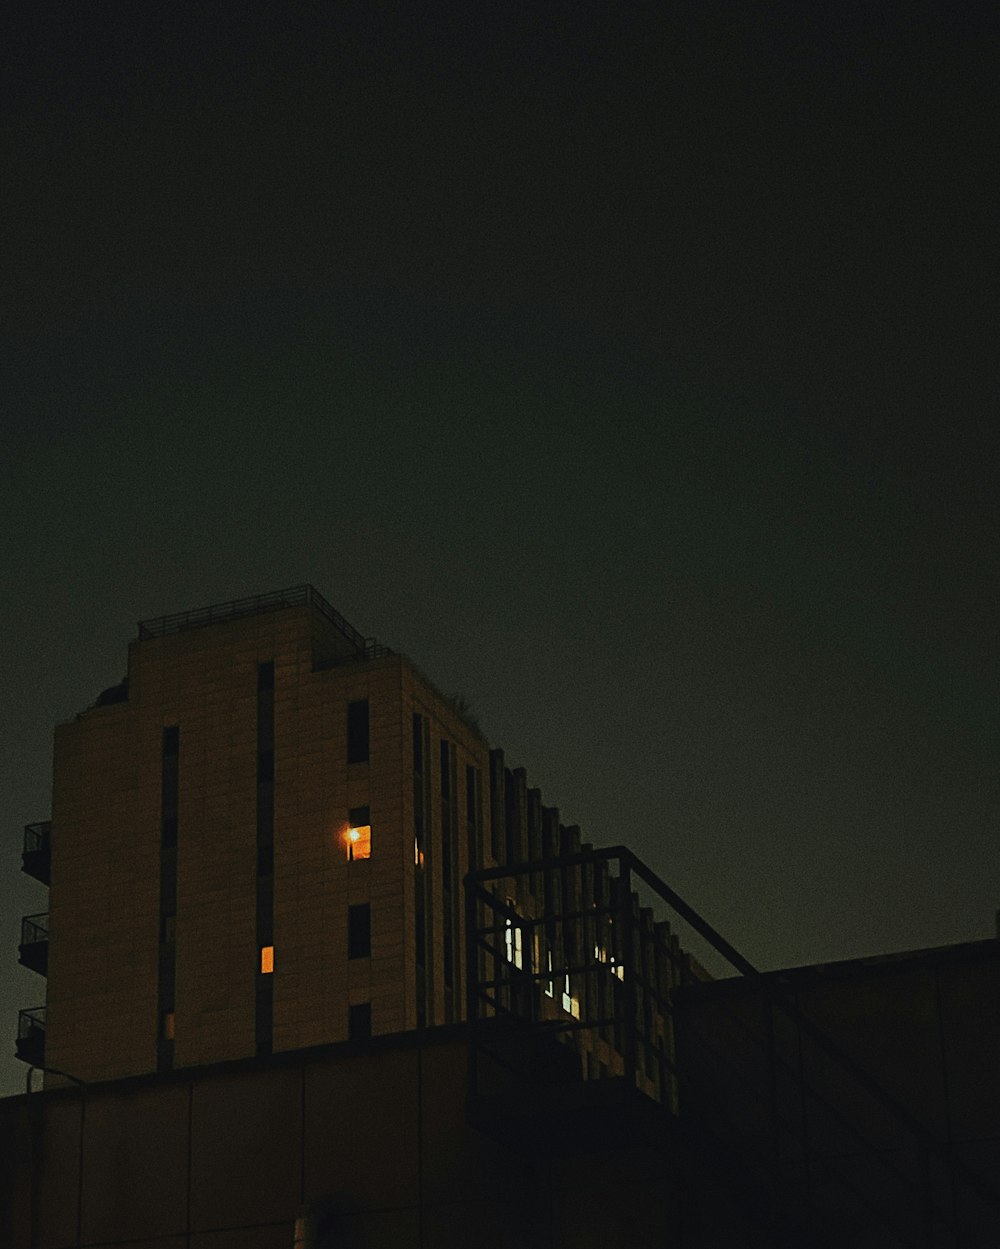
(562, 972, 580, 1019)
(260, 945, 274, 974)
(545, 949, 555, 997)
(346, 804, 371, 861)
(504, 904, 523, 970)
(161, 1011, 175, 1040)
(347, 824, 371, 860)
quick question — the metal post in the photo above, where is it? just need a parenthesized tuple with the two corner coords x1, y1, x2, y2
(619, 861, 638, 1094)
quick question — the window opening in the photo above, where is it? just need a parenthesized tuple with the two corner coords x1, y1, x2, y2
(348, 904, 371, 960)
(349, 1002, 372, 1040)
(504, 903, 523, 970)
(346, 804, 371, 861)
(347, 698, 370, 764)
(562, 972, 580, 1019)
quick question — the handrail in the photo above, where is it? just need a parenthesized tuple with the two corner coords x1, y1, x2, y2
(465, 846, 1000, 1236)
(23, 821, 51, 853)
(137, 584, 377, 654)
(18, 1006, 46, 1038)
(20, 913, 49, 944)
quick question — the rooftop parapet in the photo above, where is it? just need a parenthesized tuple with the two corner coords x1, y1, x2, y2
(136, 584, 387, 657)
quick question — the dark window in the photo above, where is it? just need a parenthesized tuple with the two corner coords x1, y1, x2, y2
(160, 850, 177, 905)
(466, 764, 481, 874)
(443, 925, 453, 988)
(415, 886, 426, 968)
(348, 804, 370, 828)
(156, 1038, 174, 1074)
(414, 714, 427, 852)
(158, 722, 179, 1072)
(348, 903, 371, 959)
(412, 713, 423, 771)
(349, 1002, 372, 1040)
(158, 951, 175, 1005)
(256, 662, 275, 1056)
(347, 699, 370, 764)
(256, 876, 274, 945)
(466, 765, 476, 826)
(257, 802, 273, 842)
(255, 974, 273, 1055)
(503, 773, 519, 866)
(161, 726, 179, 845)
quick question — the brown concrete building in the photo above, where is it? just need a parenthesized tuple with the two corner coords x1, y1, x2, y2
(18, 587, 686, 1097)
(7, 586, 1000, 1247)
(30, 587, 495, 1083)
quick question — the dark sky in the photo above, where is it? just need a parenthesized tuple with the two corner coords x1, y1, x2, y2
(2, 1, 997, 1096)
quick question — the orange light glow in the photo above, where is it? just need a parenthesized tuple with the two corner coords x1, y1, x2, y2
(346, 824, 371, 861)
(260, 945, 274, 974)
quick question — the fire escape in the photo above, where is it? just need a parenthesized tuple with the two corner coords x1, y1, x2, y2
(464, 846, 1000, 1247)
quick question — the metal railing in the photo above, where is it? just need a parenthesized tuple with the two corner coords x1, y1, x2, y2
(20, 913, 48, 946)
(23, 821, 51, 855)
(465, 847, 727, 1115)
(17, 1006, 46, 1042)
(464, 845, 1000, 1247)
(137, 585, 384, 658)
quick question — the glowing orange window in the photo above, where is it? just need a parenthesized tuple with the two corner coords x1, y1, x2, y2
(347, 824, 372, 861)
(346, 805, 372, 861)
(260, 945, 274, 974)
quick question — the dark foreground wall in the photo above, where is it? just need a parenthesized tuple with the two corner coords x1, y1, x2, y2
(673, 939, 1000, 1247)
(0, 1027, 681, 1249)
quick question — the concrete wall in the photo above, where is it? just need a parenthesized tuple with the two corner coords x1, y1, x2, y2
(673, 940, 1000, 1246)
(0, 1030, 680, 1249)
(43, 603, 495, 1084)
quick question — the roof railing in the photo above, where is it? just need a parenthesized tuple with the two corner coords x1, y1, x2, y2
(137, 585, 381, 655)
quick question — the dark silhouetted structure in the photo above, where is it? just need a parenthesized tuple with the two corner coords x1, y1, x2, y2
(4, 587, 999, 1246)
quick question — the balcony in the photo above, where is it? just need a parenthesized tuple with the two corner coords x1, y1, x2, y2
(22, 821, 51, 885)
(19, 913, 49, 976)
(15, 1007, 46, 1067)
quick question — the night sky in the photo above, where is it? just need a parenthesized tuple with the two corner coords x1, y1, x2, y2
(2, 2, 997, 1096)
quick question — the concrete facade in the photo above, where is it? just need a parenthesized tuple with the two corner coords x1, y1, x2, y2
(12, 585, 1000, 1246)
(673, 939, 1000, 1246)
(10, 937, 1000, 1247)
(1, 1028, 682, 1249)
(43, 591, 492, 1084)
